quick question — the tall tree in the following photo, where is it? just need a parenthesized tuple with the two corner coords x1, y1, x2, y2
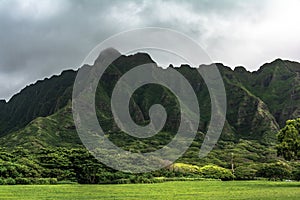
(277, 118, 300, 160)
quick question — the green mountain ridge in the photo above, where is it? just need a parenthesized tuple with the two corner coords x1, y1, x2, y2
(0, 50, 299, 168)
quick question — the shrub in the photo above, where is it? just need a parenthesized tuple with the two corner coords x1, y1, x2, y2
(234, 166, 257, 180)
(114, 178, 131, 184)
(256, 161, 292, 180)
(49, 178, 58, 184)
(171, 163, 200, 174)
(199, 165, 234, 180)
(33, 178, 50, 185)
(15, 177, 31, 185)
(292, 168, 300, 181)
(0, 177, 4, 185)
(137, 176, 152, 184)
(27, 178, 57, 185)
(5, 178, 16, 185)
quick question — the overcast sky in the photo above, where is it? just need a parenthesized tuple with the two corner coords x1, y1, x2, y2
(1, 0, 300, 100)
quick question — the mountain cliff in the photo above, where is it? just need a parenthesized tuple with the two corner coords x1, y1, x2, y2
(0, 50, 299, 154)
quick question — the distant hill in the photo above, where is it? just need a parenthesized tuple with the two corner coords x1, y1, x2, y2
(0, 49, 299, 166)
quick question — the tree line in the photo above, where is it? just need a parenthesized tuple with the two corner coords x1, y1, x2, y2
(0, 147, 299, 185)
(0, 118, 299, 185)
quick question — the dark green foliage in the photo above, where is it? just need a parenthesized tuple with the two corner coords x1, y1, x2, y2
(290, 162, 300, 181)
(0, 70, 76, 135)
(292, 169, 300, 181)
(15, 177, 31, 185)
(1, 177, 58, 185)
(0, 147, 237, 184)
(277, 118, 300, 160)
(0, 146, 299, 184)
(256, 161, 292, 180)
(234, 165, 257, 180)
(4, 177, 16, 185)
(235, 59, 300, 127)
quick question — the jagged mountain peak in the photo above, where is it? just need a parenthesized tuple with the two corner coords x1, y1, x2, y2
(256, 58, 300, 73)
(94, 47, 122, 65)
(234, 66, 248, 73)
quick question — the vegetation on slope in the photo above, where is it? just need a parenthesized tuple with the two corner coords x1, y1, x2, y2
(0, 50, 299, 184)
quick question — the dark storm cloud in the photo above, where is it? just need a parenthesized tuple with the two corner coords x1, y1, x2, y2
(0, 0, 119, 99)
(0, 0, 300, 100)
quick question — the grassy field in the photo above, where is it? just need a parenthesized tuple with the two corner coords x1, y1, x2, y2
(0, 181, 299, 200)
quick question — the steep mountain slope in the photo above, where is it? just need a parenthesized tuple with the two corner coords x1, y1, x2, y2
(0, 49, 299, 153)
(234, 59, 300, 126)
(2, 49, 299, 171)
(0, 70, 76, 135)
(0, 102, 81, 149)
(217, 65, 279, 143)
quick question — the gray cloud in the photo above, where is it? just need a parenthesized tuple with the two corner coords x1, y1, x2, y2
(0, 0, 300, 100)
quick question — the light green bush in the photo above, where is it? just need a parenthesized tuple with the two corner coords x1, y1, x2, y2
(199, 165, 235, 180)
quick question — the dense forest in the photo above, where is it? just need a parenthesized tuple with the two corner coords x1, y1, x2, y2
(0, 146, 299, 185)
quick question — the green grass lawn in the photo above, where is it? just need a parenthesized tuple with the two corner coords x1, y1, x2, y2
(0, 181, 299, 200)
